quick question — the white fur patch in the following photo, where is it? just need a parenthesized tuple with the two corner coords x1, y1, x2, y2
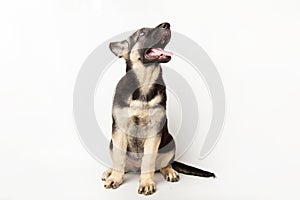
(113, 97, 166, 138)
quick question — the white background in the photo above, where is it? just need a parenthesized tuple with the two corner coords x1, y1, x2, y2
(1, 0, 300, 199)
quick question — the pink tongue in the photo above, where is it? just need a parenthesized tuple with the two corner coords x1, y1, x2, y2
(149, 48, 173, 57)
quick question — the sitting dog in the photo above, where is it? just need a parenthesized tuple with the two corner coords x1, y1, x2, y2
(102, 22, 215, 195)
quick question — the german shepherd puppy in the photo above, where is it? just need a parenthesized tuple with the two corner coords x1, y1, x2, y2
(101, 22, 215, 195)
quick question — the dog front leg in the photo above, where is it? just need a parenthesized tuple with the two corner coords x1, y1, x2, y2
(138, 134, 161, 195)
(104, 128, 127, 189)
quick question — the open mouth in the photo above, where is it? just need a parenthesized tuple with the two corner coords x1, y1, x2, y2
(144, 47, 173, 62)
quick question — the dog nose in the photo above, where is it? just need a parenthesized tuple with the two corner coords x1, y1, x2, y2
(157, 22, 170, 29)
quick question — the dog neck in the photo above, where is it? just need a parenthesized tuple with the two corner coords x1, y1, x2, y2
(130, 63, 162, 96)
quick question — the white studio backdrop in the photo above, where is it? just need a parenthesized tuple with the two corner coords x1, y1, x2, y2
(0, 0, 300, 199)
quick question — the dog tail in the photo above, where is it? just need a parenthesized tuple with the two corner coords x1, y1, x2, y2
(171, 161, 216, 178)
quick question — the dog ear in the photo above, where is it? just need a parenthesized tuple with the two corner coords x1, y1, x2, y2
(109, 40, 129, 58)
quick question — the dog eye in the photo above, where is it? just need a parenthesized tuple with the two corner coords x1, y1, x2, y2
(140, 32, 145, 36)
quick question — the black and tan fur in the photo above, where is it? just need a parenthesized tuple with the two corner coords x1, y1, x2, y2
(101, 23, 215, 195)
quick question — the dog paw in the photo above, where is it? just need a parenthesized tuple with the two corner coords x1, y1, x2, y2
(161, 167, 179, 182)
(104, 171, 124, 189)
(101, 168, 112, 181)
(138, 181, 156, 195)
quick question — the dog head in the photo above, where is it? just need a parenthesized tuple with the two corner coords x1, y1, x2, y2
(109, 22, 173, 67)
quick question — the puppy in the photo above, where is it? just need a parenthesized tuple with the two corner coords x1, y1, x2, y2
(102, 22, 215, 195)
